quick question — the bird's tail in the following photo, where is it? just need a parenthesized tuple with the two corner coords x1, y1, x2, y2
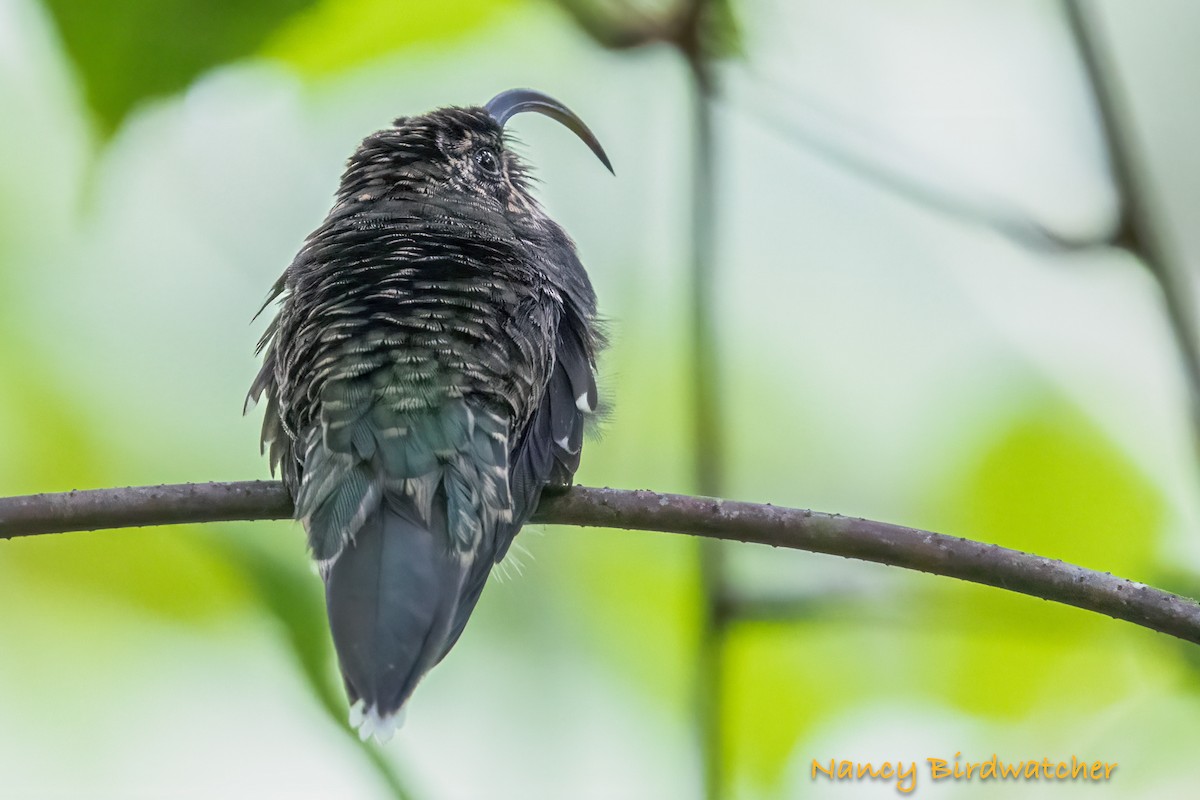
(323, 500, 470, 743)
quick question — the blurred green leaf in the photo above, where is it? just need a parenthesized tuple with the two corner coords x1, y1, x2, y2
(948, 398, 1160, 571)
(41, 0, 318, 133)
(261, 0, 524, 76)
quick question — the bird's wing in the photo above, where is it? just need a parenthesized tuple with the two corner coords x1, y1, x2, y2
(510, 306, 598, 527)
(435, 308, 597, 664)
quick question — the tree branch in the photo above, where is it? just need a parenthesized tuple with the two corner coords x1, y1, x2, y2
(0, 481, 293, 536)
(1, 481, 1198, 645)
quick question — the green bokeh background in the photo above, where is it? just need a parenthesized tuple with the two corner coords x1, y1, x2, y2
(2, 0, 1199, 797)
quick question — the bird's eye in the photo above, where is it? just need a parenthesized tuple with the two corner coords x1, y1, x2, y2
(474, 147, 501, 175)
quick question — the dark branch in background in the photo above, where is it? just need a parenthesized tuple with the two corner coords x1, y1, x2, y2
(681, 25, 728, 800)
(1061, 0, 1200, 446)
(3, 482, 1200, 648)
(551, 0, 674, 49)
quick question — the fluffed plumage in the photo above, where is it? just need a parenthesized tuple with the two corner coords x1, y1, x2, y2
(247, 89, 609, 741)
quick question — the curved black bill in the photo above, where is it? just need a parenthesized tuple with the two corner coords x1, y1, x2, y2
(485, 88, 614, 174)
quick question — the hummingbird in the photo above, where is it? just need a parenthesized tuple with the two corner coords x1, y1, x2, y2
(247, 89, 610, 742)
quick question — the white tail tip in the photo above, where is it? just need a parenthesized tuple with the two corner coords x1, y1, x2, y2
(350, 700, 407, 744)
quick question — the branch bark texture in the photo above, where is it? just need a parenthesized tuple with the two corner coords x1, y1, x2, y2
(1, 482, 1198, 646)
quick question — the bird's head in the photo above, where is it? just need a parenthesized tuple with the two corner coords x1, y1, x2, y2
(335, 89, 611, 227)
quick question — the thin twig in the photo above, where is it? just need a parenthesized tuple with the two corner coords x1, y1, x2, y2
(2, 482, 1199, 646)
(723, 71, 1112, 253)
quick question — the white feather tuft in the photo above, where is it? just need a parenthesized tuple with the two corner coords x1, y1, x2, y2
(351, 702, 407, 744)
